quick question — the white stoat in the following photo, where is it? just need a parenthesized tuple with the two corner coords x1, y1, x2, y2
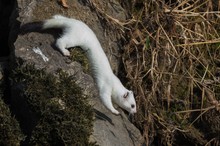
(43, 15, 136, 115)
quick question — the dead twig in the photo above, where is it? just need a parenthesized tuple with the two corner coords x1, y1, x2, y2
(59, 0, 69, 8)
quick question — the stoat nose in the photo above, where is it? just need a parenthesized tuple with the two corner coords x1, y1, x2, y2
(131, 109, 137, 114)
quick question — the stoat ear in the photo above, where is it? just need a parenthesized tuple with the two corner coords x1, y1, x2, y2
(123, 92, 129, 99)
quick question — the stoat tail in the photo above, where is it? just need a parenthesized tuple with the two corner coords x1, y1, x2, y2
(42, 15, 68, 29)
(52, 15, 67, 19)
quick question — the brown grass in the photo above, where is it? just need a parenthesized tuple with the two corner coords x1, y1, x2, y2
(89, 0, 220, 145)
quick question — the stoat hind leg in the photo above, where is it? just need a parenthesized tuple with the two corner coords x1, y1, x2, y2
(55, 37, 70, 56)
(100, 92, 120, 115)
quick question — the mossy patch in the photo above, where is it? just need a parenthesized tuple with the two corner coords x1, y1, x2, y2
(69, 47, 90, 73)
(11, 60, 96, 145)
(0, 99, 25, 146)
(0, 70, 24, 145)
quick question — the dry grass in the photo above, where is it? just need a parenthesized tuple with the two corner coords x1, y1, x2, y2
(89, 0, 220, 145)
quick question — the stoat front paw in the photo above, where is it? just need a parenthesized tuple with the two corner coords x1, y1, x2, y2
(112, 109, 120, 115)
(62, 50, 70, 56)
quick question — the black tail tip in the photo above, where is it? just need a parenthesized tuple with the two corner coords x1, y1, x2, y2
(20, 21, 44, 34)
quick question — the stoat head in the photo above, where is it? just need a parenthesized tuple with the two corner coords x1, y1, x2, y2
(118, 91, 137, 114)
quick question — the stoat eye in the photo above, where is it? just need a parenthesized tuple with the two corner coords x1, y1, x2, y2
(123, 92, 129, 99)
(131, 104, 135, 108)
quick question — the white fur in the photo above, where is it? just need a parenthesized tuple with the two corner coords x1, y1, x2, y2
(43, 15, 137, 114)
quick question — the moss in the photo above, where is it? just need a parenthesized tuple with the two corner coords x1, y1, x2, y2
(0, 100, 24, 146)
(69, 47, 90, 73)
(11, 60, 96, 146)
(0, 71, 24, 145)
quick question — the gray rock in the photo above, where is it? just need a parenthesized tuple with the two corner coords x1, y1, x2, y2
(10, 0, 144, 145)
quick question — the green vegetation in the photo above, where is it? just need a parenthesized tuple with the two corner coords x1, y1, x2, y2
(69, 47, 90, 73)
(0, 99, 24, 146)
(0, 70, 24, 145)
(11, 61, 95, 145)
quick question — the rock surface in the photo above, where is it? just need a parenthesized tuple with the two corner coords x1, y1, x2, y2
(10, 0, 143, 145)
